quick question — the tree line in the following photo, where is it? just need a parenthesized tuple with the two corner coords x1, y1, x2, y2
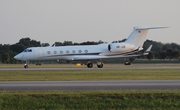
(0, 37, 179, 63)
(144, 40, 180, 61)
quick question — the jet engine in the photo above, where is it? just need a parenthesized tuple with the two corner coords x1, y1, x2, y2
(108, 43, 135, 53)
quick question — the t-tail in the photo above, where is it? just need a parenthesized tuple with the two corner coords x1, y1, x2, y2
(125, 26, 168, 50)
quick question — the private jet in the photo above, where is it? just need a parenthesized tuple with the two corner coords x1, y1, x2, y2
(14, 26, 167, 68)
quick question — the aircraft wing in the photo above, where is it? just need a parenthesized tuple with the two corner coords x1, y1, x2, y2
(109, 45, 153, 59)
(70, 45, 153, 61)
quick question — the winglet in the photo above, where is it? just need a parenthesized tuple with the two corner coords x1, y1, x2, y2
(143, 45, 153, 55)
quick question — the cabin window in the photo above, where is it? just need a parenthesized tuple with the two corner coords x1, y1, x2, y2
(60, 51, 63, 54)
(47, 51, 50, 54)
(66, 50, 69, 54)
(72, 50, 76, 53)
(116, 46, 120, 48)
(23, 49, 32, 52)
(84, 50, 88, 53)
(78, 50, 82, 53)
(54, 51, 57, 54)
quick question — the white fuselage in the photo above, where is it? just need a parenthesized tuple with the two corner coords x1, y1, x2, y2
(14, 26, 166, 62)
(14, 43, 135, 61)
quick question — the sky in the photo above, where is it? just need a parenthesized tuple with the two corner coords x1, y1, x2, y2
(0, 0, 180, 45)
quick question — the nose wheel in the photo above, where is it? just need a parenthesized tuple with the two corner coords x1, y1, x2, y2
(24, 61, 29, 68)
(24, 64, 28, 68)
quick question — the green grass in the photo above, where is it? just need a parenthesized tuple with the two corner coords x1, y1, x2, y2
(0, 64, 179, 81)
(0, 64, 180, 109)
(0, 69, 180, 81)
(0, 90, 180, 110)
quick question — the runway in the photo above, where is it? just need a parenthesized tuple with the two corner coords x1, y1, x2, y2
(0, 64, 180, 91)
(0, 80, 180, 91)
(1, 67, 180, 71)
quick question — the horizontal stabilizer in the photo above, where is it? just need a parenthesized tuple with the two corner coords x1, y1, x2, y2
(134, 26, 169, 30)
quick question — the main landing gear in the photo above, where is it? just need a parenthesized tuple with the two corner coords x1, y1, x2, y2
(97, 62, 103, 68)
(86, 61, 103, 68)
(124, 62, 131, 65)
(87, 63, 93, 68)
(124, 57, 136, 65)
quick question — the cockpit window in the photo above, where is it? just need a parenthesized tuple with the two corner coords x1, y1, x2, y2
(23, 49, 32, 52)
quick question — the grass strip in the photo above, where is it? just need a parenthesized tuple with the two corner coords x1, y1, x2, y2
(0, 70, 180, 81)
(0, 90, 180, 110)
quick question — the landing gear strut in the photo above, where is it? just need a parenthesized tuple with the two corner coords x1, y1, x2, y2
(124, 57, 136, 65)
(124, 62, 131, 65)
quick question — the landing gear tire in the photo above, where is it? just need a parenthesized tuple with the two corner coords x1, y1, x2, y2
(97, 63, 103, 68)
(87, 63, 93, 68)
(124, 62, 131, 65)
(24, 64, 28, 68)
(24, 61, 29, 68)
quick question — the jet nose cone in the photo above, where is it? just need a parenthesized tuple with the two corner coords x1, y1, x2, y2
(14, 55, 18, 60)
(14, 54, 21, 60)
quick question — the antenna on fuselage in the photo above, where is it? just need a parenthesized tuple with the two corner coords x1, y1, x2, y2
(52, 44, 55, 47)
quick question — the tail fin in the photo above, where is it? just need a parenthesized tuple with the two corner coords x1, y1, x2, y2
(125, 26, 168, 48)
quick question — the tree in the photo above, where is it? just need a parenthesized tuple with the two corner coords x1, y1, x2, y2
(54, 42, 63, 46)
(147, 52, 154, 60)
(166, 48, 173, 61)
(80, 41, 98, 45)
(97, 40, 104, 44)
(0, 44, 10, 51)
(18, 37, 31, 47)
(160, 51, 167, 61)
(30, 40, 41, 47)
(63, 41, 73, 46)
(171, 43, 180, 50)
(41, 43, 50, 47)
(10, 44, 25, 53)
(17, 37, 41, 48)
(2, 53, 10, 64)
(172, 50, 180, 59)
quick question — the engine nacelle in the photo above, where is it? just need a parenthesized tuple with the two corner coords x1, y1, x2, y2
(108, 43, 135, 53)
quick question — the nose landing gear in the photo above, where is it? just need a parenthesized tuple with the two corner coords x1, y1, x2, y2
(24, 61, 29, 68)
(24, 64, 28, 68)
